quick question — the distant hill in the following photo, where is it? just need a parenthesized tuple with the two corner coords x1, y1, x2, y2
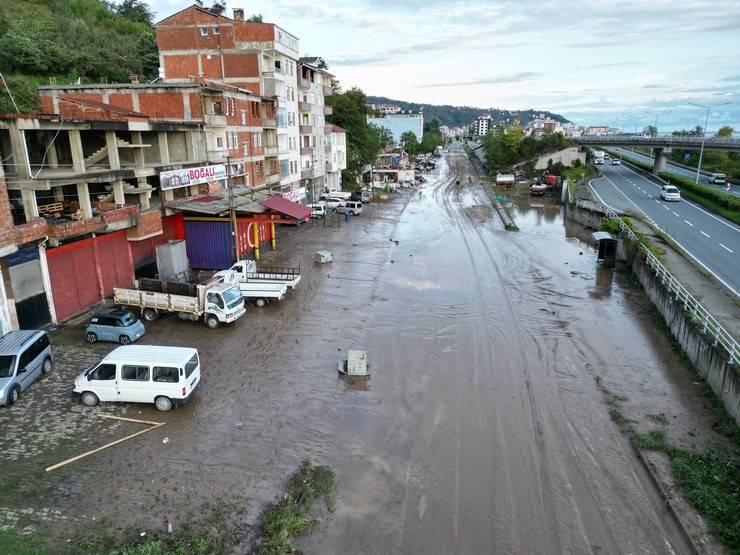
(365, 96, 570, 129)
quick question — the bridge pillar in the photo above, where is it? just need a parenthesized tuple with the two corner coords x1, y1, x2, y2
(652, 147, 671, 175)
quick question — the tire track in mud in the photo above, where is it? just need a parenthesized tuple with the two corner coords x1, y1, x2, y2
(434, 154, 686, 552)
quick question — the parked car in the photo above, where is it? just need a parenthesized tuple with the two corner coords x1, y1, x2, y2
(85, 308, 145, 345)
(73, 345, 201, 412)
(0, 330, 53, 406)
(660, 185, 681, 202)
(360, 190, 371, 203)
(611, 159, 621, 165)
(324, 197, 346, 211)
(338, 200, 363, 215)
(308, 202, 326, 218)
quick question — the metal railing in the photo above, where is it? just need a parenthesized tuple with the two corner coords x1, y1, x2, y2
(570, 189, 738, 364)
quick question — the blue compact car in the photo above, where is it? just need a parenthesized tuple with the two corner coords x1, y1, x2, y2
(85, 309, 145, 345)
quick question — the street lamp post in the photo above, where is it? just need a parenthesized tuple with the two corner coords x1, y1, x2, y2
(688, 101, 731, 184)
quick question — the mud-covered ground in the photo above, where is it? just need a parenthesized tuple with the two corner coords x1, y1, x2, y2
(0, 145, 732, 553)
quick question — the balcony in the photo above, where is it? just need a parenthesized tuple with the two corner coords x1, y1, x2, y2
(323, 85, 333, 97)
(262, 71, 285, 97)
(204, 113, 227, 126)
(298, 76, 311, 89)
(298, 101, 313, 112)
(300, 146, 314, 156)
(264, 145, 279, 156)
(263, 118, 278, 128)
(266, 172, 281, 185)
(323, 105, 333, 116)
(299, 124, 313, 134)
(301, 167, 314, 179)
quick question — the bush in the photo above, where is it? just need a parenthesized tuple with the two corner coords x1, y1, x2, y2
(659, 172, 740, 213)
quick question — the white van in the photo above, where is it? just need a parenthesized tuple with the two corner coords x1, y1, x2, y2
(338, 201, 363, 215)
(73, 345, 201, 411)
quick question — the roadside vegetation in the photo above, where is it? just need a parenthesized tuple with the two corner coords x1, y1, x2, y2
(0, 0, 158, 113)
(399, 119, 445, 156)
(670, 126, 739, 181)
(595, 265, 740, 552)
(480, 125, 571, 175)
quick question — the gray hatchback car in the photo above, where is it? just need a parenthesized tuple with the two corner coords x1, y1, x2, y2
(0, 330, 53, 406)
(85, 309, 145, 345)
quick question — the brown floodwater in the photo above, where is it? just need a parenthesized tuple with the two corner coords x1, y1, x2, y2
(3, 145, 711, 553)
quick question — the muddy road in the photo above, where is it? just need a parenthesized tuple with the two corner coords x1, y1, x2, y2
(1, 146, 702, 552)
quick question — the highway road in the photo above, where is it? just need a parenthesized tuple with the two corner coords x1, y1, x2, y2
(611, 147, 739, 197)
(590, 162, 740, 296)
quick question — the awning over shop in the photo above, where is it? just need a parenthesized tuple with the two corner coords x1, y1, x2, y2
(166, 188, 268, 216)
(258, 196, 312, 221)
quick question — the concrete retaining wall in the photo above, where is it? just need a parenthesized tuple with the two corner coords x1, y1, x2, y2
(566, 203, 605, 229)
(631, 257, 740, 425)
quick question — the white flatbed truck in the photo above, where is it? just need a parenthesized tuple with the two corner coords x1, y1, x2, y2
(226, 260, 301, 290)
(114, 275, 246, 329)
(215, 269, 288, 307)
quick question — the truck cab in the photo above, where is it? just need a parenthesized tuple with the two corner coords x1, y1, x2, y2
(204, 283, 246, 326)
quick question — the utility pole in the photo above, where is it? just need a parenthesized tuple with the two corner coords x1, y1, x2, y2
(689, 101, 731, 184)
(227, 156, 239, 262)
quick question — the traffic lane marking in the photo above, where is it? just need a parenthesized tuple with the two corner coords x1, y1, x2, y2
(719, 243, 734, 253)
(700, 231, 711, 238)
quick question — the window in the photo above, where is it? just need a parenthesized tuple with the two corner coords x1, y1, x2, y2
(280, 159, 289, 176)
(199, 27, 208, 36)
(212, 101, 222, 115)
(153, 366, 180, 383)
(216, 136, 224, 149)
(243, 141, 249, 155)
(90, 364, 116, 381)
(241, 110, 247, 125)
(122, 365, 149, 381)
(252, 133, 262, 147)
(0, 356, 16, 378)
(185, 354, 199, 378)
(207, 292, 224, 309)
(213, 26, 220, 35)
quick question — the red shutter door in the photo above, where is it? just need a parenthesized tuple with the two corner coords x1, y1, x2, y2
(47, 240, 98, 321)
(97, 232, 134, 297)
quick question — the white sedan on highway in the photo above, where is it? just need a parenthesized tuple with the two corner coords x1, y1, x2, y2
(659, 185, 681, 202)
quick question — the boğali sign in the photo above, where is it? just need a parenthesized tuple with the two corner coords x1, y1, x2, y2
(160, 162, 247, 191)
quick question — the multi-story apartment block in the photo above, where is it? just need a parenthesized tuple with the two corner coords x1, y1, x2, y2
(471, 114, 492, 137)
(324, 124, 347, 192)
(297, 57, 334, 203)
(154, 4, 304, 199)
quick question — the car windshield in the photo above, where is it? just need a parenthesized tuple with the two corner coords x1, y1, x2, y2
(0, 355, 16, 378)
(223, 287, 243, 308)
(667, 187, 679, 194)
(120, 312, 138, 326)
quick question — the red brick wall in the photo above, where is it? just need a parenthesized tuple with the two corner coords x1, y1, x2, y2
(223, 53, 259, 79)
(14, 219, 49, 245)
(138, 92, 188, 119)
(108, 93, 135, 111)
(163, 54, 200, 80)
(48, 217, 103, 240)
(39, 96, 54, 114)
(0, 169, 14, 250)
(126, 209, 163, 240)
(233, 22, 275, 42)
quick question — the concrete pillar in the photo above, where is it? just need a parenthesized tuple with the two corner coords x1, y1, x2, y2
(76, 182, 93, 218)
(112, 179, 126, 206)
(105, 131, 120, 170)
(21, 189, 39, 220)
(0, 260, 18, 334)
(131, 132, 145, 168)
(46, 132, 59, 169)
(158, 132, 170, 164)
(185, 132, 195, 162)
(139, 191, 151, 210)
(8, 124, 31, 179)
(652, 147, 671, 175)
(53, 187, 64, 203)
(68, 130, 86, 174)
(189, 185, 200, 196)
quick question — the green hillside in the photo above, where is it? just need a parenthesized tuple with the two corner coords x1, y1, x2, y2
(365, 95, 570, 129)
(0, 0, 158, 113)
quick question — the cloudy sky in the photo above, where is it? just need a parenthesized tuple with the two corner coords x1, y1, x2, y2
(148, 0, 740, 132)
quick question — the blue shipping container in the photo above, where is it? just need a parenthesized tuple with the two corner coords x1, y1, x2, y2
(184, 221, 234, 270)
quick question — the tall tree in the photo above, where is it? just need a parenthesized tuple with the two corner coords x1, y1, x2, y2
(400, 131, 420, 155)
(717, 126, 734, 137)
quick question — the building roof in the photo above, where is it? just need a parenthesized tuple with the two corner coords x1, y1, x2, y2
(103, 345, 198, 365)
(167, 188, 268, 215)
(58, 96, 148, 118)
(258, 196, 312, 220)
(325, 123, 346, 134)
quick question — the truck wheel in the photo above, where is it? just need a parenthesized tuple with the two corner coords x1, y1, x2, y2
(80, 391, 99, 407)
(8, 385, 20, 405)
(255, 298, 267, 308)
(119, 335, 131, 345)
(205, 315, 220, 329)
(142, 308, 158, 322)
(155, 396, 173, 412)
(86, 332, 98, 344)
